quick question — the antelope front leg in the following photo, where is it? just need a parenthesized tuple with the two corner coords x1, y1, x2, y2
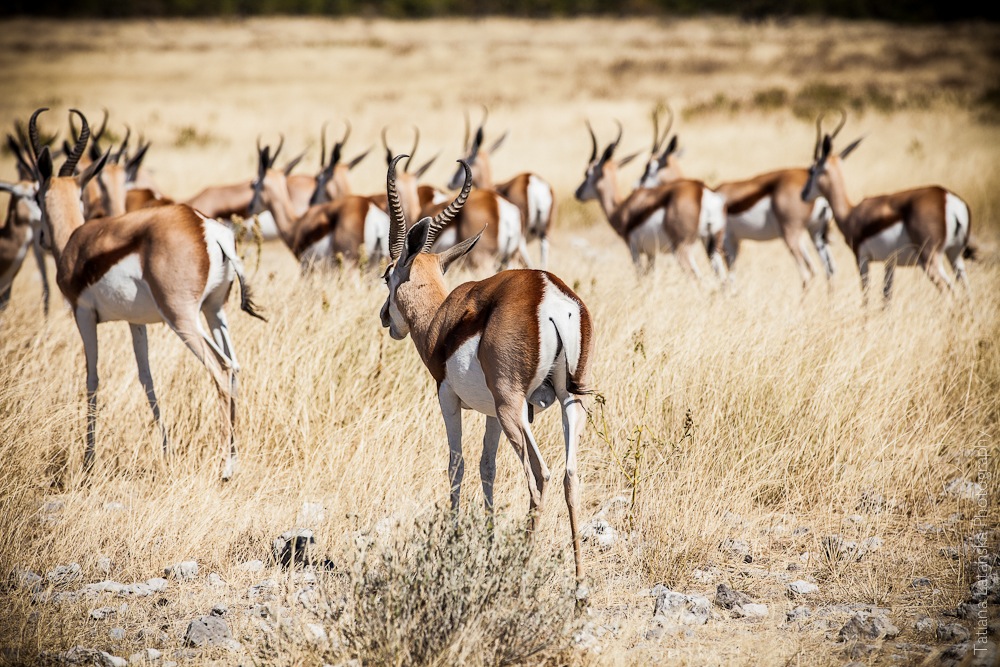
(31, 233, 50, 316)
(74, 308, 100, 474)
(130, 324, 169, 458)
(438, 385, 465, 514)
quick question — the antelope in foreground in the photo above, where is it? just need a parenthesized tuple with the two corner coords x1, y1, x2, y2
(380, 155, 594, 589)
(801, 110, 973, 304)
(575, 120, 728, 285)
(447, 107, 557, 268)
(1, 133, 49, 315)
(28, 108, 265, 479)
(249, 140, 390, 271)
(638, 107, 836, 291)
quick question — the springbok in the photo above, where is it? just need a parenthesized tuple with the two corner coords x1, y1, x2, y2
(801, 110, 973, 304)
(183, 135, 303, 240)
(419, 184, 527, 274)
(249, 140, 389, 271)
(369, 125, 439, 223)
(83, 127, 153, 219)
(575, 120, 728, 284)
(28, 107, 265, 479)
(638, 109, 836, 291)
(446, 107, 556, 268)
(380, 154, 594, 588)
(2, 133, 49, 315)
(286, 121, 371, 216)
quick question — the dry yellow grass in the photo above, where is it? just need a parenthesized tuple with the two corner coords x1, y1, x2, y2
(1, 16, 998, 667)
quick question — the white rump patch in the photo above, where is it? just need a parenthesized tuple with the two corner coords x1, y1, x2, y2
(496, 196, 523, 260)
(364, 204, 390, 260)
(526, 175, 553, 235)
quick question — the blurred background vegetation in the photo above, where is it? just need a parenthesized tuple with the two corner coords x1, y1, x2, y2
(3, 0, 995, 22)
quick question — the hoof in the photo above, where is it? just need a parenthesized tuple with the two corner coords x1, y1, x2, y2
(574, 583, 590, 612)
(221, 454, 239, 481)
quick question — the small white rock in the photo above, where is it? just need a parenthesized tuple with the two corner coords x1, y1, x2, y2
(241, 560, 265, 573)
(788, 580, 819, 596)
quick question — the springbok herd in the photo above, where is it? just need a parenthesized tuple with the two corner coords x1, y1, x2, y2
(0, 104, 975, 589)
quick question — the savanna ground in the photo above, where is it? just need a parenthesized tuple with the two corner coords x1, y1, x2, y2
(1, 15, 999, 667)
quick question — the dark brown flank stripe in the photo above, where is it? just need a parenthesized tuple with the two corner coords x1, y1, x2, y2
(58, 205, 209, 307)
(0, 196, 32, 277)
(292, 197, 370, 260)
(619, 179, 704, 238)
(849, 186, 947, 252)
(425, 268, 544, 388)
(495, 173, 531, 233)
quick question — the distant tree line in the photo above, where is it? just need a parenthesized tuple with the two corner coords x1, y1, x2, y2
(3, 0, 996, 23)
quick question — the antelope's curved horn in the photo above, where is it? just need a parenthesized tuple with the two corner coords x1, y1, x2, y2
(319, 120, 329, 168)
(115, 125, 131, 163)
(339, 120, 351, 148)
(611, 119, 623, 151)
(387, 154, 409, 261)
(28, 108, 49, 162)
(586, 119, 598, 163)
(813, 111, 828, 161)
(478, 104, 489, 133)
(271, 134, 284, 165)
(462, 109, 471, 152)
(93, 108, 109, 143)
(424, 159, 472, 252)
(656, 103, 674, 153)
(830, 107, 848, 140)
(381, 126, 392, 165)
(406, 125, 419, 172)
(60, 109, 89, 177)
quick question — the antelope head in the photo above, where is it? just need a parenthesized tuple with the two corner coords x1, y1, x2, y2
(638, 103, 682, 187)
(90, 125, 150, 217)
(312, 120, 370, 205)
(30, 108, 109, 253)
(446, 104, 507, 190)
(380, 155, 478, 341)
(801, 108, 864, 202)
(574, 119, 636, 201)
(248, 134, 285, 215)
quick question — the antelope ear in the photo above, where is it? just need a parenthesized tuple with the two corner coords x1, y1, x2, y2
(401, 217, 431, 266)
(283, 150, 306, 176)
(839, 135, 865, 160)
(37, 146, 53, 183)
(78, 149, 110, 191)
(125, 143, 150, 182)
(488, 130, 508, 154)
(438, 226, 484, 274)
(617, 151, 640, 167)
(348, 147, 372, 169)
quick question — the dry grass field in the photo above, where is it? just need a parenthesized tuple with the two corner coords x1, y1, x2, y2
(1, 15, 998, 667)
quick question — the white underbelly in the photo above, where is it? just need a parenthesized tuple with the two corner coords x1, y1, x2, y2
(444, 334, 496, 416)
(496, 198, 522, 258)
(526, 175, 552, 235)
(629, 210, 670, 257)
(727, 197, 779, 241)
(364, 204, 390, 258)
(858, 223, 919, 264)
(78, 254, 162, 324)
(300, 235, 332, 265)
(253, 211, 280, 240)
